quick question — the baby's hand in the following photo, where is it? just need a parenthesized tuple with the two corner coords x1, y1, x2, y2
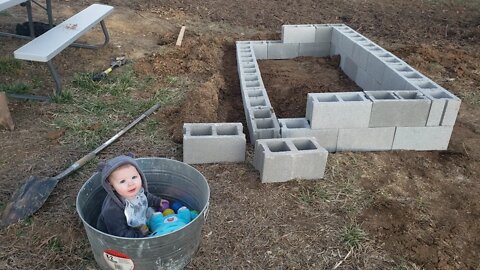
(140, 224, 150, 236)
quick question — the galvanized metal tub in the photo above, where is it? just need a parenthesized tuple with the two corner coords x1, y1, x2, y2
(76, 158, 210, 270)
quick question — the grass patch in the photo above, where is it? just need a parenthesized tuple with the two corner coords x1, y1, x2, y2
(47, 237, 63, 252)
(391, 259, 422, 270)
(342, 224, 366, 249)
(0, 57, 21, 74)
(51, 90, 74, 104)
(0, 82, 31, 94)
(298, 188, 315, 204)
(21, 217, 33, 226)
(52, 65, 186, 149)
(297, 184, 331, 204)
(392, 261, 410, 270)
(458, 91, 480, 106)
(16, 230, 27, 237)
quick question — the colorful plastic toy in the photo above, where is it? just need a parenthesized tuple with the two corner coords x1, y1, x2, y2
(158, 199, 170, 212)
(148, 206, 192, 236)
(170, 200, 184, 213)
(162, 208, 175, 216)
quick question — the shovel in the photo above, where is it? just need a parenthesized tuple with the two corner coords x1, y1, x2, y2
(92, 56, 127, 81)
(0, 103, 161, 227)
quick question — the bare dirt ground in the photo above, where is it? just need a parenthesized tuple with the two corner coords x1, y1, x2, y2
(1, 0, 480, 269)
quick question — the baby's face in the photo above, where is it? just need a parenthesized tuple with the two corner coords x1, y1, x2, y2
(109, 164, 142, 200)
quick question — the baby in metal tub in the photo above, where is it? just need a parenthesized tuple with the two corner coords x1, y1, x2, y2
(96, 154, 169, 237)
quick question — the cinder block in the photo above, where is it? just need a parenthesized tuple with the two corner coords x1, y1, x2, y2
(236, 42, 253, 75)
(240, 73, 264, 91)
(381, 64, 409, 90)
(420, 88, 461, 126)
(306, 92, 372, 129)
(330, 28, 343, 55)
(267, 41, 299, 59)
(238, 59, 260, 76)
(282, 25, 316, 43)
(251, 41, 268, 60)
(338, 33, 355, 58)
(390, 65, 418, 90)
(343, 56, 358, 81)
(237, 50, 255, 63)
(183, 123, 246, 164)
(246, 107, 281, 143)
(247, 106, 274, 120)
(355, 68, 369, 90)
(241, 87, 268, 115)
(366, 52, 387, 86)
(251, 118, 281, 140)
(253, 139, 294, 182)
(253, 137, 328, 182)
(247, 95, 272, 109)
(408, 78, 439, 91)
(278, 118, 339, 152)
(329, 43, 338, 56)
(314, 24, 333, 42)
(392, 126, 453, 150)
(299, 42, 330, 57)
(291, 138, 328, 180)
(365, 90, 431, 127)
(337, 127, 396, 151)
(351, 42, 369, 72)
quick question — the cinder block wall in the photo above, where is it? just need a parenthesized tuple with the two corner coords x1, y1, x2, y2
(237, 24, 460, 151)
(236, 42, 281, 142)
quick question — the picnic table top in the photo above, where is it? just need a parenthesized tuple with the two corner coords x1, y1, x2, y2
(0, 0, 27, 12)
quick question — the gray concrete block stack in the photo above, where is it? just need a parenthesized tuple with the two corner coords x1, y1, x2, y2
(183, 123, 246, 164)
(306, 92, 372, 129)
(278, 118, 338, 152)
(178, 23, 460, 184)
(234, 23, 461, 182)
(253, 137, 328, 183)
(364, 90, 431, 127)
(236, 41, 281, 142)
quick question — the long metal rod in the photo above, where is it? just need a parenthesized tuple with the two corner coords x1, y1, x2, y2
(47, 60, 62, 96)
(0, 32, 33, 39)
(46, 0, 53, 27)
(25, 1, 34, 38)
(6, 93, 50, 101)
(54, 103, 162, 181)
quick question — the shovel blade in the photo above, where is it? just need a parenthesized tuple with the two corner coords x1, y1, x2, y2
(1, 176, 59, 227)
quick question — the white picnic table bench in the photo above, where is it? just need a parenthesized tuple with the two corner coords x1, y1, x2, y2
(1, 1, 114, 100)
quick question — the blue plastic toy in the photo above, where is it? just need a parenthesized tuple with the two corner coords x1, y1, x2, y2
(148, 206, 193, 236)
(170, 200, 184, 213)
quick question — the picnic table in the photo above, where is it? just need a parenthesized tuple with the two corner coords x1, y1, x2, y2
(0, 0, 53, 39)
(1, 0, 114, 101)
